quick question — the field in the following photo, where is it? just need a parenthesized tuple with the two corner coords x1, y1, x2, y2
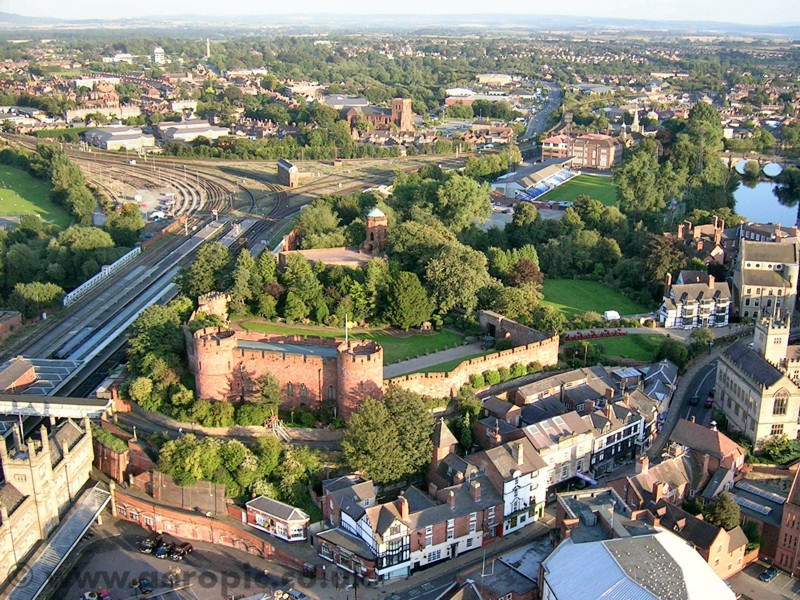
(0, 165, 71, 228)
(540, 174, 618, 206)
(567, 334, 663, 361)
(542, 279, 650, 317)
(238, 321, 464, 364)
(417, 351, 495, 373)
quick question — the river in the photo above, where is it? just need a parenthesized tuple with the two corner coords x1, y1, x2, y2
(733, 180, 797, 227)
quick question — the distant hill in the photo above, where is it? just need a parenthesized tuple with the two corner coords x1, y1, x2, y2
(0, 11, 798, 36)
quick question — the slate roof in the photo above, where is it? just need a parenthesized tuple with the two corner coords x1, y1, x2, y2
(670, 419, 744, 461)
(0, 357, 34, 391)
(435, 451, 478, 487)
(317, 527, 376, 560)
(618, 454, 700, 508)
(432, 418, 458, 449)
(322, 476, 375, 521)
(701, 466, 733, 501)
(741, 269, 789, 288)
(49, 419, 87, 468)
(653, 500, 720, 550)
(741, 240, 798, 264)
(247, 496, 309, 522)
(670, 281, 731, 303)
(478, 416, 518, 437)
(0, 482, 26, 521)
(469, 439, 547, 479)
(482, 396, 517, 419)
(519, 396, 566, 426)
(723, 339, 784, 388)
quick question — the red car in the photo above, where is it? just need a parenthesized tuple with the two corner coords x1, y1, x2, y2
(704, 395, 714, 408)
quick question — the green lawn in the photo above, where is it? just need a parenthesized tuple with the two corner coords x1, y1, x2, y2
(239, 321, 464, 364)
(0, 165, 71, 228)
(567, 334, 663, 361)
(417, 351, 496, 374)
(543, 279, 649, 317)
(540, 174, 618, 206)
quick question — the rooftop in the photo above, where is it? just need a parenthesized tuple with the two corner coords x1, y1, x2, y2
(237, 339, 339, 358)
(723, 339, 784, 389)
(741, 239, 798, 264)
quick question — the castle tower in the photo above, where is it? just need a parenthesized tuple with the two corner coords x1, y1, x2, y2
(191, 328, 238, 400)
(391, 98, 414, 131)
(361, 207, 388, 255)
(336, 340, 383, 419)
(754, 310, 790, 367)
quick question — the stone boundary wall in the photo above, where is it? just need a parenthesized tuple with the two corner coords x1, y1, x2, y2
(388, 333, 559, 398)
(112, 489, 309, 572)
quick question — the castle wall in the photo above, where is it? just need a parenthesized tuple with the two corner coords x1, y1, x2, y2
(479, 311, 550, 347)
(388, 334, 559, 398)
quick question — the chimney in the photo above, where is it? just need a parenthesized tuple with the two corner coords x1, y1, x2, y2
(0, 503, 7, 522)
(676, 223, 685, 240)
(696, 239, 703, 252)
(652, 481, 664, 502)
(791, 226, 798, 238)
(454, 471, 465, 484)
(623, 393, 631, 407)
(776, 224, 782, 240)
(689, 415, 696, 424)
(397, 495, 409, 520)
(708, 274, 715, 289)
(448, 490, 456, 509)
(665, 272, 672, 294)
(702, 452, 710, 478)
(605, 404, 613, 419)
(39, 424, 49, 458)
(515, 442, 524, 466)
(429, 482, 438, 498)
(470, 480, 481, 502)
(605, 387, 615, 400)
(714, 227, 722, 246)
(49, 416, 56, 426)
(713, 215, 719, 229)
(636, 456, 649, 475)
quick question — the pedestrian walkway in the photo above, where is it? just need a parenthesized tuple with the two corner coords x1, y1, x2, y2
(383, 342, 485, 378)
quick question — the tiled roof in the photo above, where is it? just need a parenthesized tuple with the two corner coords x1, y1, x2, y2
(670, 419, 744, 461)
(741, 240, 798, 264)
(723, 339, 784, 388)
(247, 496, 309, 522)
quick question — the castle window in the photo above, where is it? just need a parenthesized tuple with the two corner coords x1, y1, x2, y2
(328, 385, 335, 401)
(300, 384, 308, 399)
(287, 383, 294, 397)
(774, 390, 789, 415)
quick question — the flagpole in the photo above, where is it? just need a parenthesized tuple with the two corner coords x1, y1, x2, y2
(345, 313, 349, 345)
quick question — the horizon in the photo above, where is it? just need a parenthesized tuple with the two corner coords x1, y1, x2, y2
(2, 1, 797, 27)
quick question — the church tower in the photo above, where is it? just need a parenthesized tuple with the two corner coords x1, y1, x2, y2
(754, 309, 790, 367)
(630, 109, 641, 134)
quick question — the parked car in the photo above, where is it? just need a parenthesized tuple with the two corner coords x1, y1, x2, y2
(97, 589, 112, 600)
(689, 394, 699, 406)
(169, 542, 193, 561)
(139, 534, 162, 554)
(154, 542, 175, 559)
(138, 578, 153, 594)
(286, 590, 311, 600)
(759, 565, 779, 582)
(704, 395, 714, 408)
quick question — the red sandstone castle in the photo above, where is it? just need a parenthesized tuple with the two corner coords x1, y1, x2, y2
(186, 294, 383, 419)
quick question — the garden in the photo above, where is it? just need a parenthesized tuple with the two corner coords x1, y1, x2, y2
(0, 163, 72, 227)
(542, 278, 651, 317)
(539, 174, 619, 206)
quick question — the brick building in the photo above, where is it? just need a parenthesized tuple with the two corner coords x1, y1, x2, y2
(568, 133, 622, 170)
(277, 159, 299, 188)
(540, 135, 570, 161)
(344, 98, 414, 131)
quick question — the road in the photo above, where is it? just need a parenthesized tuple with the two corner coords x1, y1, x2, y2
(682, 360, 718, 427)
(523, 83, 562, 140)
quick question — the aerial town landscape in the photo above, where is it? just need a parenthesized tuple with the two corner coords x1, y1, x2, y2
(1, 2, 800, 599)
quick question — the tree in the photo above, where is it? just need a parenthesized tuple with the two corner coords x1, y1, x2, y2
(127, 302, 185, 370)
(177, 242, 231, 298)
(255, 373, 281, 410)
(643, 236, 689, 291)
(342, 387, 434, 484)
(281, 253, 323, 308)
(284, 290, 308, 322)
(531, 305, 567, 334)
(127, 376, 156, 409)
(229, 249, 255, 312)
(704, 492, 741, 531)
(8, 281, 64, 318)
(508, 258, 543, 287)
(689, 327, 714, 353)
(384, 271, 434, 330)
(434, 174, 491, 232)
(105, 203, 146, 246)
(493, 284, 541, 324)
(424, 244, 492, 313)
(743, 160, 760, 180)
(657, 337, 689, 371)
(614, 140, 666, 219)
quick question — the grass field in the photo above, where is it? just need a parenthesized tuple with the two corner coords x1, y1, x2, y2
(543, 279, 649, 317)
(0, 165, 71, 228)
(540, 174, 618, 206)
(239, 320, 464, 364)
(417, 351, 495, 374)
(567, 334, 663, 361)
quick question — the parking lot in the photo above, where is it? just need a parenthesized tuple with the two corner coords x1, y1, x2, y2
(730, 562, 800, 600)
(52, 520, 313, 600)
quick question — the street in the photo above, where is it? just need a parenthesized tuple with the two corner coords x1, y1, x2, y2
(682, 360, 718, 427)
(523, 82, 562, 140)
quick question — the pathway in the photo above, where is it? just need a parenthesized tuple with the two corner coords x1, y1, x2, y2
(383, 342, 485, 378)
(563, 323, 752, 343)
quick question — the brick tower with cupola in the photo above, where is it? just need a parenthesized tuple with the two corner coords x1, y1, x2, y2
(360, 207, 388, 255)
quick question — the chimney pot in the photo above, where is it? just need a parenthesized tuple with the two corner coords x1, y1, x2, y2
(665, 272, 672, 292)
(429, 482, 438, 497)
(636, 456, 649, 475)
(605, 387, 614, 400)
(448, 490, 456, 509)
(470, 481, 481, 502)
(397, 495, 409, 520)
(689, 416, 696, 423)
(708, 274, 715, 288)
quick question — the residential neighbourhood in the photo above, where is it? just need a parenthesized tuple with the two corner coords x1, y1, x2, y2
(1, 4, 800, 600)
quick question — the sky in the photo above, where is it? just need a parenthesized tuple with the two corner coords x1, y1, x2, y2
(2, 0, 795, 25)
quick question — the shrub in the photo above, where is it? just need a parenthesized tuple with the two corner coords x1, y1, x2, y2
(484, 370, 501, 385)
(495, 339, 514, 351)
(498, 366, 510, 381)
(527, 362, 543, 375)
(510, 363, 527, 378)
(469, 373, 486, 388)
